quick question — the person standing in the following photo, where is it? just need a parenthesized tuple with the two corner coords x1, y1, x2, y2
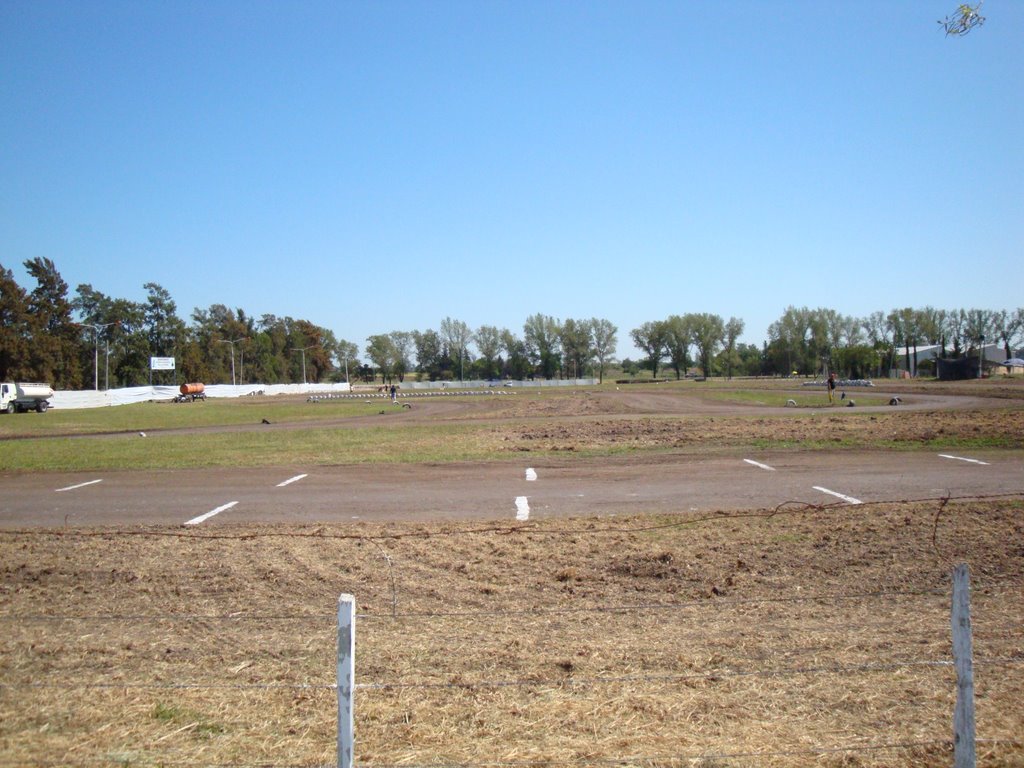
(827, 372, 837, 404)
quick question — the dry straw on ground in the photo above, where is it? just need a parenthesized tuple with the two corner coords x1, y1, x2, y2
(2, 496, 1022, 767)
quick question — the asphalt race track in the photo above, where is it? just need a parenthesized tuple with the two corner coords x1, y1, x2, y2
(2, 449, 1021, 528)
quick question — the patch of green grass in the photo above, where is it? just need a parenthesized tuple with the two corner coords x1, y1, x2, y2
(0, 421, 497, 471)
(0, 398, 378, 438)
(150, 702, 225, 739)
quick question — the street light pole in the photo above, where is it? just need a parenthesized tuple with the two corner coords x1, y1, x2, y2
(292, 346, 314, 384)
(218, 338, 246, 386)
(77, 322, 118, 391)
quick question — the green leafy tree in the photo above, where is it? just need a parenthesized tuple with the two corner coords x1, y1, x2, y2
(962, 308, 994, 355)
(413, 329, 446, 381)
(523, 314, 562, 379)
(24, 257, 81, 388)
(289, 319, 335, 383)
(767, 306, 811, 375)
(589, 318, 617, 384)
(0, 263, 33, 381)
(334, 339, 359, 382)
(365, 334, 399, 383)
(388, 331, 413, 382)
(560, 318, 593, 379)
(991, 309, 1022, 360)
(722, 316, 745, 379)
(440, 317, 474, 381)
(473, 325, 503, 380)
(629, 320, 668, 379)
(663, 315, 691, 380)
(688, 313, 725, 378)
(500, 329, 531, 380)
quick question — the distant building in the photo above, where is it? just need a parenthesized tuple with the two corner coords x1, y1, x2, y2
(892, 343, 1006, 377)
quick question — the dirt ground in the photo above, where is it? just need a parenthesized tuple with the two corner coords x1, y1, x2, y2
(2, 383, 1023, 767)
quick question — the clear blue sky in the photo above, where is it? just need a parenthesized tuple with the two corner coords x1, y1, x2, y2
(3, 1, 1021, 360)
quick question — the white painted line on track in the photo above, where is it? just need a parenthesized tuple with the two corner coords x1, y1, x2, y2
(515, 496, 530, 521)
(813, 486, 863, 505)
(277, 474, 309, 487)
(55, 479, 103, 493)
(525, 468, 538, 481)
(938, 454, 990, 466)
(185, 501, 238, 526)
(743, 459, 775, 471)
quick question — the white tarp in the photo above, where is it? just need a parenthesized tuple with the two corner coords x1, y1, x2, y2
(50, 382, 352, 411)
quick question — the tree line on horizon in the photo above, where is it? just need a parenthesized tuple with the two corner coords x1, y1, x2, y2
(2, 258, 1022, 389)
(629, 305, 1023, 381)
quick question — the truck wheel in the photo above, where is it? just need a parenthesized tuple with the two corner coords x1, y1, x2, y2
(37, 401, 48, 413)
(5, 402, 14, 415)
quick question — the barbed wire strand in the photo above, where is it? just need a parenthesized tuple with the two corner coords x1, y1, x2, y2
(0, 586, 957, 622)
(3, 656, 1022, 692)
(3, 738, 1023, 767)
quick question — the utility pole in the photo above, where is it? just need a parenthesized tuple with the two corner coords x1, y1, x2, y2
(77, 322, 118, 391)
(218, 338, 247, 386)
(292, 346, 314, 384)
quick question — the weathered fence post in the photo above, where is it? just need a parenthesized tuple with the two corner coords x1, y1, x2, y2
(338, 593, 356, 768)
(951, 564, 975, 768)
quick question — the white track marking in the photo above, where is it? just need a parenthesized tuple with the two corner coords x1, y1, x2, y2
(55, 479, 103, 493)
(813, 486, 863, 505)
(185, 501, 238, 526)
(515, 496, 530, 521)
(743, 459, 775, 471)
(938, 454, 990, 466)
(525, 468, 538, 481)
(277, 474, 309, 487)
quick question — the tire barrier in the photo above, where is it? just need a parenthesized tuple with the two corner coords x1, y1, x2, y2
(307, 390, 519, 402)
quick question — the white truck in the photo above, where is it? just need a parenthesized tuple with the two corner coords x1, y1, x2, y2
(1, 382, 55, 414)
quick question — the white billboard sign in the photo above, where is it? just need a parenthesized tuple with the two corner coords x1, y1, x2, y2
(150, 357, 176, 371)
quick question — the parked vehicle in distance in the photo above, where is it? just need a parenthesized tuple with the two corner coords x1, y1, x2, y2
(173, 382, 207, 403)
(1, 382, 55, 414)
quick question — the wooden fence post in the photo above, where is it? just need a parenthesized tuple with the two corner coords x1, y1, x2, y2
(338, 593, 355, 768)
(951, 564, 975, 768)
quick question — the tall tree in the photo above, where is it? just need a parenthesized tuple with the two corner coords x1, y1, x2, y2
(440, 317, 473, 381)
(365, 334, 399, 383)
(142, 283, 185, 383)
(560, 319, 593, 379)
(289, 319, 334, 383)
(413, 329, 446, 381)
(500, 329, 531, 380)
(334, 339, 359, 382)
(962, 308, 994, 353)
(523, 314, 562, 379)
(630, 321, 668, 379)
(24, 257, 81, 388)
(767, 306, 811, 375)
(589, 318, 618, 384)
(473, 325, 503, 380)
(723, 316, 745, 380)
(945, 309, 967, 357)
(389, 331, 413, 382)
(663, 315, 691, 380)
(991, 309, 1022, 360)
(688, 312, 725, 378)
(0, 263, 33, 381)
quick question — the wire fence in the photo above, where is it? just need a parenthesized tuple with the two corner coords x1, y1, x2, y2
(2, 495, 1023, 766)
(2, 588, 1023, 766)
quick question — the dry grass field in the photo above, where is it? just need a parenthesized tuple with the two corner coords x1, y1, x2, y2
(2, 381, 1023, 767)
